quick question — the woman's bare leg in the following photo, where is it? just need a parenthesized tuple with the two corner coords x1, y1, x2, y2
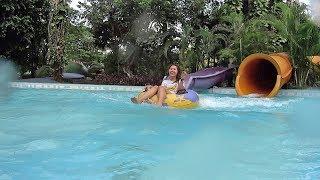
(156, 86, 166, 106)
(135, 85, 158, 103)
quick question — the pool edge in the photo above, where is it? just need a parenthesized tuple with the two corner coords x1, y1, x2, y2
(10, 82, 320, 97)
(10, 82, 144, 92)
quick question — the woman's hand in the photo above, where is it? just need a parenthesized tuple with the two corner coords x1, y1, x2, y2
(176, 78, 186, 92)
(181, 71, 188, 80)
(144, 85, 153, 92)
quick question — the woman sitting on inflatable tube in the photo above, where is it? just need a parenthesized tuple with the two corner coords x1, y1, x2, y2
(131, 64, 199, 108)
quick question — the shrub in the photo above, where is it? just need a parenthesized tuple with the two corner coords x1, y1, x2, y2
(64, 62, 88, 75)
(88, 63, 104, 76)
(35, 65, 53, 78)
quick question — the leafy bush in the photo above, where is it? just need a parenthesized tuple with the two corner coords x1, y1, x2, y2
(35, 66, 53, 78)
(0, 0, 50, 76)
(64, 62, 88, 75)
(88, 63, 105, 76)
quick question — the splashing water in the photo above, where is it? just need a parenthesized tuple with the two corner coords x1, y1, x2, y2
(0, 59, 17, 100)
(198, 94, 300, 113)
(119, 12, 157, 65)
(310, 0, 320, 26)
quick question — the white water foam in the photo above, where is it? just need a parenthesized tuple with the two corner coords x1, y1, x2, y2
(24, 140, 58, 151)
(0, 60, 17, 100)
(199, 95, 301, 112)
(243, 93, 265, 98)
(92, 92, 118, 101)
(104, 128, 123, 134)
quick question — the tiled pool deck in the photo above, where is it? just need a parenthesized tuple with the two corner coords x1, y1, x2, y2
(10, 82, 320, 97)
(10, 82, 143, 92)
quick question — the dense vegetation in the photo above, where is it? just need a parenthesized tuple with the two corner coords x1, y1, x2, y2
(1, 0, 319, 87)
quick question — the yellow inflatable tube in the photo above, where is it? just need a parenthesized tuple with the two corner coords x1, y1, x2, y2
(136, 90, 199, 109)
(164, 93, 198, 109)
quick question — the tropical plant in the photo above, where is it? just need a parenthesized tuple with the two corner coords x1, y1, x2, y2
(2, 0, 319, 87)
(48, 0, 70, 82)
(81, 0, 181, 77)
(64, 24, 108, 66)
(218, 11, 282, 66)
(178, 0, 230, 72)
(0, 0, 51, 76)
(267, 2, 320, 87)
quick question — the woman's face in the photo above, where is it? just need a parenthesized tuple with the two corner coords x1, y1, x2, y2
(168, 65, 178, 78)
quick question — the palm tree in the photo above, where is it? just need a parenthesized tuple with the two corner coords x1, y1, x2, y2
(266, 3, 320, 87)
(48, 0, 67, 82)
(242, 0, 250, 19)
(268, 0, 275, 10)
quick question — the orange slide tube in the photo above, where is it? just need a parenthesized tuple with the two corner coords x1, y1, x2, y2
(236, 53, 293, 98)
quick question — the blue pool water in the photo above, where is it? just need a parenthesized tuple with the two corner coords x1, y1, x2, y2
(0, 88, 320, 179)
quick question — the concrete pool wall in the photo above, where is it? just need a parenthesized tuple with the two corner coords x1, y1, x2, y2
(10, 82, 320, 98)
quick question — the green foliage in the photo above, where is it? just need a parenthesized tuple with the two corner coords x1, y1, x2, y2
(64, 62, 88, 75)
(80, 0, 181, 77)
(35, 65, 53, 78)
(224, 0, 243, 13)
(0, 0, 51, 75)
(87, 63, 105, 76)
(206, 1, 320, 88)
(64, 24, 108, 66)
(249, 0, 269, 18)
(2, 0, 320, 87)
(178, 1, 230, 71)
(266, 2, 320, 87)
(48, 0, 71, 82)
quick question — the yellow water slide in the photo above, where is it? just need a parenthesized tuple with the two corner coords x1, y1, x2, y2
(309, 56, 320, 65)
(309, 56, 320, 75)
(236, 53, 293, 97)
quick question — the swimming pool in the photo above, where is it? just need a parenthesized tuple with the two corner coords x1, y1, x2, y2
(1, 85, 320, 179)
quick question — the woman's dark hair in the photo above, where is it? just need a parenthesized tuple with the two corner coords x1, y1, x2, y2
(168, 64, 181, 82)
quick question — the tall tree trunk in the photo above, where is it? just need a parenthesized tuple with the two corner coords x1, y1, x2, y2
(110, 43, 120, 75)
(286, 0, 293, 5)
(123, 45, 142, 78)
(48, 0, 66, 82)
(268, 0, 275, 10)
(242, 0, 250, 19)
